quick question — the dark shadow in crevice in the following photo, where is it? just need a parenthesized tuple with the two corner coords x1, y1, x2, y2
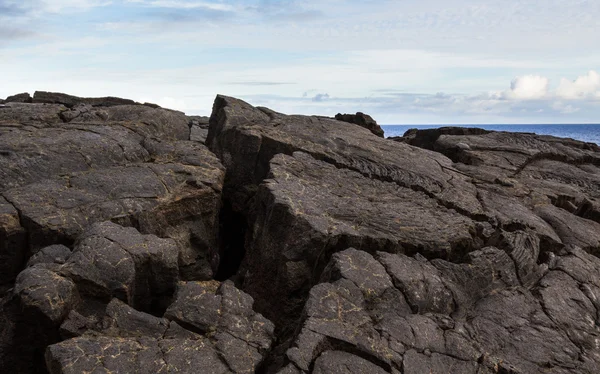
(215, 199, 248, 281)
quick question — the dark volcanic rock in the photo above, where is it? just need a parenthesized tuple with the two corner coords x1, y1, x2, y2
(0, 98, 223, 293)
(32, 91, 137, 107)
(4, 93, 600, 373)
(335, 112, 385, 137)
(205, 97, 600, 373)
(278, 247, 599, 373)
(207, 95, 481, 216)
(0, 196, 27, 293)
(5, 92, 33, 103)
(45, 280, 274, 374)
(189, 115, 210, 143)
(3, 220, 275, 373)
(0, 93, 226, 373)
(243, 151, 476, 329)
(206, 96, 481, 326)
(26, 245, 72, 267)
(61, 222, 179, 310)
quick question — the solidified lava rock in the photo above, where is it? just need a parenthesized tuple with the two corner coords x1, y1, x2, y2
(335, 112, 385, 137)
(2, 92, 600, 373)
(206, 96, 600, 373)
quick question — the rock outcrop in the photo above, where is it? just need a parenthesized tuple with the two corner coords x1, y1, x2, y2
(188, 115, 210, 143)
(206, 96, 600, 373)
(2, 92, 600, 373)
(335, 112, 385, 137)
(0, 93, 228, 372)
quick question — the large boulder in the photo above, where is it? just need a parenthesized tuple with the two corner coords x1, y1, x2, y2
(335, 112, 385, 137)
(205, 97, 600, 373)
(4, 92, 32, 103)
(32, 91, 137, 107)
(0, 94, 225, 372)
(241, 151, 477, 328)
(206, 95, 481, 216)
(0, 96, 224, 293)
(277, 246, 598, 373)
(45, 280, 275, 374)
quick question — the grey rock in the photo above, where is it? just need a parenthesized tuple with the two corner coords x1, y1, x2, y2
(241, 151, 475, 327)
(189, 115, 210, 143)
(45, 336, 229, 374)
(281, 247, 598, 373)
(5, 92, 32, 103)
(0, 93, 226, 373)
(313, 350, 390, 373)
(14, 266, 79, 325)
(46, 279, 275, 374)
(33, 91, 137, 108)
(335, 112, 385, 137)
(4, 94, 600, 374)
(27, 245, 72, 267)
(61, 222, 179, 311)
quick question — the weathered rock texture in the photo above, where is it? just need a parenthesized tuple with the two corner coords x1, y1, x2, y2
(188, 115, 210, 143)
(0, 94, 224, 291)
(335, 112, 385, 137)
(2, 92, 600, 373)
(0, 93, 227, 373)
(206, 96, 600, 373)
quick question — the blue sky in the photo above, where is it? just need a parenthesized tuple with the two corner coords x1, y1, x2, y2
(1, 0, 599, 124)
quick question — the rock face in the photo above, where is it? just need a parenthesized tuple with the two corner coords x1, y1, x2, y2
(0, 96, 224, 291)
(31, 91, 138, 107)
(335, 112, 385, 137)
(4, 92, 33, 103)
(2, 92, 600, 373)
(206, 96, 600, 373)
(45, 280, 274, 374)
(188, 115, 210, 143)
(0, 93, 228, 372)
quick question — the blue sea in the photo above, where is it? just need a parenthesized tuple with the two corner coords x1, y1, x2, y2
(382, 124, 600, 146)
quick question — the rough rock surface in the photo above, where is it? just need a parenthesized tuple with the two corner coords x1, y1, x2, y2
(206, 96, 600, 373)
(0, 92, 227, 373)
(3, 93, 600, 373)
(335, 112, 385, 137)
(2, 221, 274, 373)
(4, 92, 33, 103)
(189, 115, 210, 143)
(45, 279, 274, 374)
(0, 95, 224, 291)
(32, 91, 138, 107)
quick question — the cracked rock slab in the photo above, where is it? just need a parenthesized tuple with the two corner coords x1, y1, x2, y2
(280, 247, 598, 374)
(207, 95, 482, 217)
(46, 280, 275, 374)
(240, 152, 476, 328)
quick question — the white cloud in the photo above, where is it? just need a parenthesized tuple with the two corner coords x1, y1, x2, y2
(556, 70, 600, 99)
(552, 101, 580, 114)
(504, 75, 549, 99)
(128, 0, 235, 11)
(41, 0, 111, 13)
(312, 93, 330, 102)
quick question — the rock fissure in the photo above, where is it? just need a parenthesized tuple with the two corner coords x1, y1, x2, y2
(2, 93, 600, 373)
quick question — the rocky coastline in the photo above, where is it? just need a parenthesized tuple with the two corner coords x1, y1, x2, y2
(1, 91, 600, 373)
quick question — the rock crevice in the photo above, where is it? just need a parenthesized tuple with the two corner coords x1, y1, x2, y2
(2, 93, 600, 373)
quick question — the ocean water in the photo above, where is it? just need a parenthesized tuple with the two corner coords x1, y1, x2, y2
(382, 124, 600, 146)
